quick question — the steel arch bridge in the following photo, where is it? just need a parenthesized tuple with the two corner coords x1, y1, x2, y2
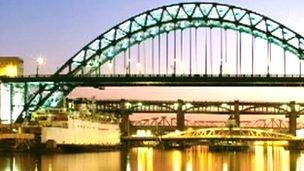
(1, 2, 304, 123)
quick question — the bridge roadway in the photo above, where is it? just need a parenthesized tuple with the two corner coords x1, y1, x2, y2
(2, 74, 304, 86)
(69, 99, 304, 115)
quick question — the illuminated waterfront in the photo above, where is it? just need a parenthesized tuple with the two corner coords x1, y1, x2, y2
(2, 0, 304, 170)
(1, 145, 304, 171)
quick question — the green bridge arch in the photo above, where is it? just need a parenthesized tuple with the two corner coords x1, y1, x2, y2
(15, 2, 304, 122)
(56, 2, 304, 76)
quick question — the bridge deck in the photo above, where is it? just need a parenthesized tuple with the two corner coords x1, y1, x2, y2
(2, 74, 304, 86)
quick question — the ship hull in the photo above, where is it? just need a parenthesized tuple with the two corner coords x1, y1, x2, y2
(40, 118, 121, 152)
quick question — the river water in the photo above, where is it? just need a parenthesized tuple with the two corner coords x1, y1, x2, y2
(1, 145, 303, 171)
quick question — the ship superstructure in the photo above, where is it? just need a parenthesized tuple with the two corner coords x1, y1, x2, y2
(32, 105, 121, 147)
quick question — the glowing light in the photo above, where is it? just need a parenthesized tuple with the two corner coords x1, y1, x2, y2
(135, 130, 153, 137)
(223, 162, 228, 171)
(172, 150, 182, 171)
(36, 57, 45, 75)
(296, 129, 304, 137)
(183, 103, 193, 110)
(295, 104, 301, 111)
(3, 65, 17, 77)
(125, 102, 132, 109)
(173, 103, 179, 110)
(146, 130, 152, 136)
(137, 102, 143, 106)
(137, 147, 154, 171)
(280, 104, 290, 112)
(107, 61, 113, 68)
(36, 57, 45, 65)
(185, 103, 193, 108)
(186, 153, 193, 171)
(175, 130, 181, 134)
(254, 145, 264, 171)
(221, 103, 230, 109)
(267, 146, 274, 171)
(187, 128, 193, 131)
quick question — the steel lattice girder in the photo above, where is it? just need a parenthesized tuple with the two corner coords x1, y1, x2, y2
(17, 2, 304, 121)
(56, 2, 304, 77)
(12, 82, 73, 122)
(163, 128, 296, 140)
(68, 99, 301, 115)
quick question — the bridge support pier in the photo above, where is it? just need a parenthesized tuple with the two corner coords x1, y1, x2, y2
(289, 113, 297, 136)
(120, 114, 130, 136)
(177, 100, 185, 131)
(234, 100, 240, 127)
(287, 101, 298, 136)
(288, 140, 304, 150)
(120, 99, 130, 136)
(177, 111, 185, 131)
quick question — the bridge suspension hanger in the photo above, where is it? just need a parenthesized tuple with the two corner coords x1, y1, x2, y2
(143, 41, 146, 74)
(204, 28, 208, 75)
(173, 29, 177, 75)
(195, 27, 198, 74)
(151, 36, 155, 75)
(189, 28, 192, 75)
(209, 28, 213, 75)
(267, 40, 272, 76)
(300, 61, 302, 76)
(220, 28, 223, 76)
(284, 49, 287, 76)
(112, 58, 116, 75)
(236, 31, 239, 75)
(166, 32, 169, 75)
(252, 36, 256, 75)
(239, 32, 242, 75)
(137, 43, 140, 74)
(128, 39, 131, 75)
(114, 58, 116, 75)
(123, 51, 127, 74)
(225, 29, 228, 64)
(181, 29, 184, 74)
(158, 28, 161, 74)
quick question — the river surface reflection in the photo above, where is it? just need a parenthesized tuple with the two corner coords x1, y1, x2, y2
(1, 145, 304, 171)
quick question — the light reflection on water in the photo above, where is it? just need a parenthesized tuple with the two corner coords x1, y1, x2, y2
(124, 145, 303, 171)
(1, 145, 304, 171)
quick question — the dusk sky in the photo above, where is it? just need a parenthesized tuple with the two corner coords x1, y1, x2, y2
(1, 0, 304, 105)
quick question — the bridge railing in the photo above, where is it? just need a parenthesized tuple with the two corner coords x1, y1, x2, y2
(1, 74, 304, 80)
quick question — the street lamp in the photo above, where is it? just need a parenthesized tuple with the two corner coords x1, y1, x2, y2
(36, 57, 45, 76)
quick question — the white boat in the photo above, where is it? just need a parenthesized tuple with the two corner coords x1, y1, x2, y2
(32, 107, 121, 151)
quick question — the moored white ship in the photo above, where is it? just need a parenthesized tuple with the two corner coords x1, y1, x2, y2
(32, 107, 121, 151)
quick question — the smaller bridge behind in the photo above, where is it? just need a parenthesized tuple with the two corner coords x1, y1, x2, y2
(130, 117, 304, 131)
(67, 98, 304, 136)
